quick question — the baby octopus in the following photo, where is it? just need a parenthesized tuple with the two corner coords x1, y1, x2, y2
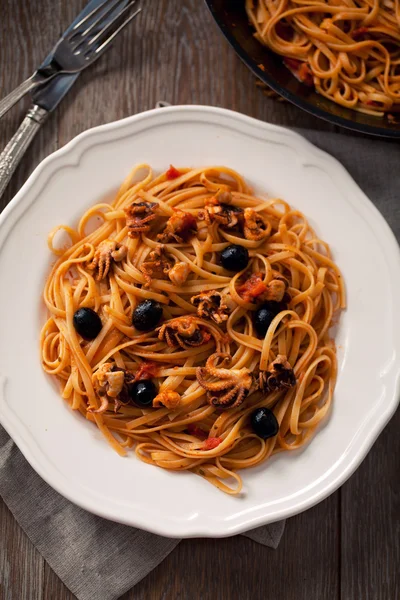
(140, 245, 191, 288)
(259, 355, 296, 393)
(191, 290, 229, 324)
(196, 352, 253, 408)
(168, 261, 191, 286)
(140, 245, 173, 288)
(90, 362, 128, 413)
(157, 210, 197, 243)
(125, 201, 158, 237)
(158, 316, 211, 349)
(88, 239, 127, 281)
(153, 390, 181, 409)
(200, 190, 243, 228)
(262, 277, 288, 303)
(243, 208, 270, 241)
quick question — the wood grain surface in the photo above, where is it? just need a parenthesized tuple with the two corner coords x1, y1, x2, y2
(0, 1, 399, 599)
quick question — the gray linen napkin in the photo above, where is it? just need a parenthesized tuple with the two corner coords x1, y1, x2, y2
(1, 127, 399, 600)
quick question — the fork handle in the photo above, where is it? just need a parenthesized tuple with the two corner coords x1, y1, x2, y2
(0, 74, 47, 120)
(0, 104, 49, 198)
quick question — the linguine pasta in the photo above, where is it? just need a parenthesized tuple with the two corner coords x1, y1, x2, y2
(41, 164, 344, 494)
(246, 0, 400, 117)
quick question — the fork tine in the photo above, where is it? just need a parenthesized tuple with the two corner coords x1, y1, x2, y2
(86, 1, 140, 52)
(70, 0, 116, 33)
(75, 0, 128, 41)
(93, 7, 142, 55)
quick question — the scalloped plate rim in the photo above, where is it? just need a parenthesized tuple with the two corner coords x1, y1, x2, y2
(0, 105, 399, 538)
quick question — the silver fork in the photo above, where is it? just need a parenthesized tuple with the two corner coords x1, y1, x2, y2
(0, 0, 141, 120)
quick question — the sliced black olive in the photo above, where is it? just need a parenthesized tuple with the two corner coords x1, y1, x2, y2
(220, 244, 249, 272)
(128, 380, 157, 407)
(251, 407, 279, 440)
(132, 299, 163, 331)
(73, 307, 102, 340)
(253, 301, 285, 337)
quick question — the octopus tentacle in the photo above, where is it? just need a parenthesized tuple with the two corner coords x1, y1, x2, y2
(157, 210, 197, 243)
(90, 363, 127, 413)
(196, 352, 253, 409)
(243, 208, 270, 241)
(159, 316, 212, 349)
(125, 201, 158, 237)
(88, 394, 109, 414)
(191, 290, 229, 324)
(259, 355, 296, 392)
(88, 239, 127, 281)
(199, 190, 243, 228)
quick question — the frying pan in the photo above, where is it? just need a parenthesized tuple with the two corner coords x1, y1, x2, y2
(205, 0, 400, 138)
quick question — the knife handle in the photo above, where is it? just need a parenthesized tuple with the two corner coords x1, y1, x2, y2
(0, 75, 47, 120)
(0, 105, 49, 199)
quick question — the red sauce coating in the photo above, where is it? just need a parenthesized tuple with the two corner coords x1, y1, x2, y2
(353, 27, 369, 40)
(187, 424, 207, 440)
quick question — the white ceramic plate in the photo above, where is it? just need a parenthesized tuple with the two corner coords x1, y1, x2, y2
(0, 106, 399, 538)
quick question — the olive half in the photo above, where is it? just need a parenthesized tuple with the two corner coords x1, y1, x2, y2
(128, 380, 157, 407)
(250, 407, 279, 439)
(220, 244, 249, 272)
(73, 307, 102, 340)
(132, 299, 163, 331)
(253, 301, 286, 337)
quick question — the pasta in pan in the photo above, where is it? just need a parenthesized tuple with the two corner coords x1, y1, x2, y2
(246, 0, 400, 117)
(41, 164, 345, 494)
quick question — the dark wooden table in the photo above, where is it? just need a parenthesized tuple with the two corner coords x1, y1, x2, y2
(0, 1, 399, 599)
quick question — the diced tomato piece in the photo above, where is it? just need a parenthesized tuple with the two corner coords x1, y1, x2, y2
(283, 58, 313, 87)
(203, 437, 222, 450)
(283, 57, 301, 70)
(237, 272, 267, 303)
(176, 210, 196, 231)
(166, 165, 181, 180)
(134, 361, 159, 382)
(298, 63, 313, 86)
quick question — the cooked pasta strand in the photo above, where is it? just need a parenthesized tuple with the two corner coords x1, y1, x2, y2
(41, 164, 344, 494)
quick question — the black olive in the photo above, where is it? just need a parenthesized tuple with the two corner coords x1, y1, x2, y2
(128, 380, 157, 407)
(251, 407, 279, 440)
(220, 244, 249, 272)
(253, 301, 285, 337)
(73, 307, 102, 340)
(132, 299, 163, 331)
